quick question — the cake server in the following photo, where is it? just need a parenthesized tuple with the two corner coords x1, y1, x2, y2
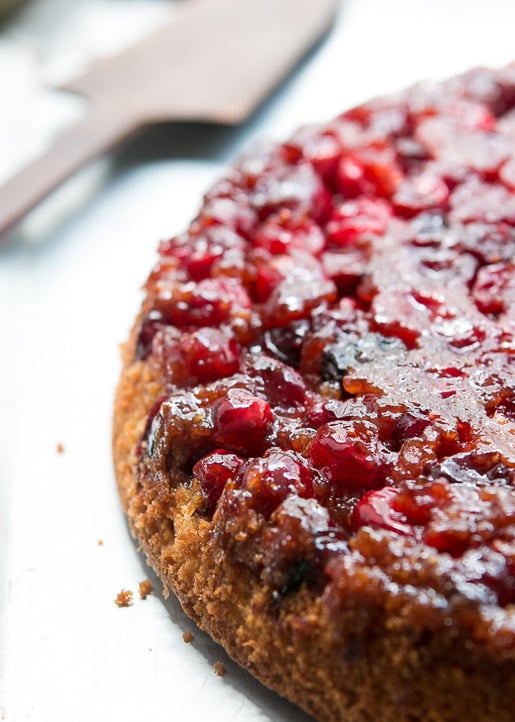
(0, 0, 339, 238)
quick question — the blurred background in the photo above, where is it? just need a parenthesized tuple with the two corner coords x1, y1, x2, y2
(1, 2, 515, 722)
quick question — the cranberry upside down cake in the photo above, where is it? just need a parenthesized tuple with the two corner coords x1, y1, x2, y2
(114, 64, 515, 722)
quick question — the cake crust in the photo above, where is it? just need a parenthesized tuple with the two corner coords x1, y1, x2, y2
(113, 65, 515, 722)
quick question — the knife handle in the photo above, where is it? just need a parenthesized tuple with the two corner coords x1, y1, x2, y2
(0, 107, 140, 239)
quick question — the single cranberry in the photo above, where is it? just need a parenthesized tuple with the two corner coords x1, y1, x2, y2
(262, 319, 311, 367)
(285, 126, 342, 183)
(306, 398, 347, 428)
(370, 289, 422, 349)
(242, 449, 314, 513)
(193, 450, 245, 515)
(352, 487, 413, 536)
(244, 354, 308, 408)
(198, 196, 258, 238)
(254, 262, 284, 303)
(213, 389, 273, 454)
(310, 420, 393, 491)
(326, 197, 391, 246)
(335, 147, 403, 199)
(251, 162, 331, 223)
(321, 249, 369, 295)
(253, 210, 325, 256)
(179, 328, 240, 383)
(270, 279, 337, 326)
(391, 483, 446, 526)
(392, 172, 449, 218)
(393, 412, 431, 445)
(254, 250, 327, 306)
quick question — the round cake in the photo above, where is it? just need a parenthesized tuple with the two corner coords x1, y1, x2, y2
(113, 64, 515, 722)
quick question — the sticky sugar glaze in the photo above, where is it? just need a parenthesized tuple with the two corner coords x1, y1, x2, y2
(137, 65, 515, 648)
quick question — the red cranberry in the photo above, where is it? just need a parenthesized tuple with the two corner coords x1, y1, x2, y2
(179, 328, 240, 383)
(254, 251, 326, 304)
(244, 355, 307, 408)
(370, 289, 423, 349)
(262, 319, 310, 367)
(242, 449, 314, 513)
(265, 278, 337, 327)
(213, 389, 273, 454)
(393, 481, 449, 527)
(154, 278, 251, 329)
(335, 147, 403, 199)
(393, 412, 431, 445)
(285, 126, 342, 183)
(352, 487, 413, 536)
(188, 233, 244, 281)
(306, 398, 347, 428)
(193, 450, 245, 515)
(392, 172, 449, 218)
(198, 196, 257, 238)
(326, 197, 391, 246)
(253, 210, 325, 256)
(321, 249, 369, 295)
(310, 420, 393, 491)
(251, 163, 331, 223)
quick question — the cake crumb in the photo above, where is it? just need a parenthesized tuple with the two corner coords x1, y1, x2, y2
(114, 589, 133, 608)
(182, 631, 193, 644)
(213, 661, 226, 677)
(139, 579, 153, 600)
(56, 442, 65, 454)
(97, 540, 104, 546)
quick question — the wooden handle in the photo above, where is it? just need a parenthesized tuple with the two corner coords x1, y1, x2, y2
(0, 106, 141, 238)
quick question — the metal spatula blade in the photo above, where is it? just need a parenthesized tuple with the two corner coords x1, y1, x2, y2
(0, 0, 340, 238)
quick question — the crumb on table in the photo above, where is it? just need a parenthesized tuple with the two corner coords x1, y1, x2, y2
(139, 579, 153, 600)
(213, 661, 226, 677)
(182, 631, 193, 644)
(114, 589, 133, 608)
(97, 539, 104, 546)
(56, 442, 65, 454)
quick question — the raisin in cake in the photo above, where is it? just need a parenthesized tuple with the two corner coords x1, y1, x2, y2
(113, 64, 515, 722)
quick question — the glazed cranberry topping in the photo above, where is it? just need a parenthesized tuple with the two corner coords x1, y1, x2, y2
(139, 65, 515, 632)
